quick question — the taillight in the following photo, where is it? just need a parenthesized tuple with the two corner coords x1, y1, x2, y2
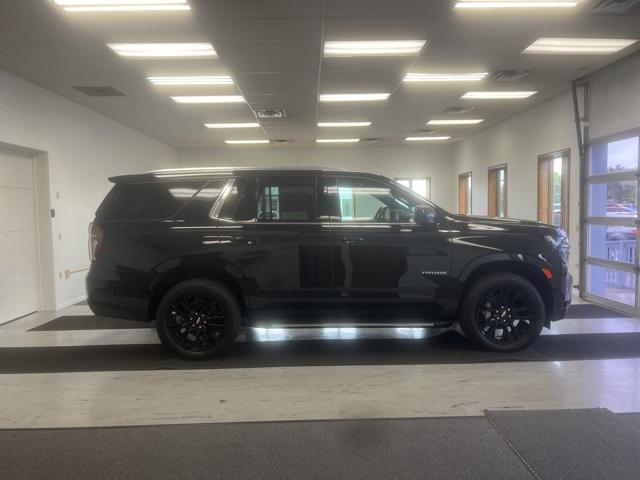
(89, 222, 103, 262)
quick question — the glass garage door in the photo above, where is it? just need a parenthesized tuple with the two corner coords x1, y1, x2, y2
(585, 132, 640, 314)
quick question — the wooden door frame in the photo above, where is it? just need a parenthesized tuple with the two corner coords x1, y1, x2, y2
(458, 171, 472, 215)
(537, 149, 570, 232)
(488, 163, 508, 217)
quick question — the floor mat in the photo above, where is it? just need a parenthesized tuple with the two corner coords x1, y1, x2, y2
(30, 316, 153, 331)
(28, 303, 632, 332)
(565, 303, 631, 319)
(485, 409, 640, 480)
(3, 331, 640, 374)
(0, 417, 533, 480)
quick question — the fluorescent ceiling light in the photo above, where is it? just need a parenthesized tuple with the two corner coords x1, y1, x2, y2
(404, 72, 488, 82)
(225, 140, 270, 145)
(455, 1, 578, 9)
(462, 91, 536, 99)
(316, 139, 360, 143)
(427, 119, 484, 125)
(62, 5, 190, 11)
(107, 43, 216, 58)
(523, 38, 638, 55)
(56, 0, 186, 4)
(149, 76, 233, 85)
(205, 123, 260, 129)
(171, 95, 245, 104)
(58, 0, 190, 12)
(319, 93, 389, 102)
(324, 40, 426, 57)
(318, 122, 371, 127)
(405, 136, 451, 141)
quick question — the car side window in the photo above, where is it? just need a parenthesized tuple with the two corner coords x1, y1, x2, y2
(98, 181, 205, 220)
(257, 176, 317, 222)
(216, 177, 259, 221)
(178, 179, 229, 222)
(333, 177, 417, 223)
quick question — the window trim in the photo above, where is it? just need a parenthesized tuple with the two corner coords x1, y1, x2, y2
(209, 178, 236, 220)
(487, 164, 508, 218)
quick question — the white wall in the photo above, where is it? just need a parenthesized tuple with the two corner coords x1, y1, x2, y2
(0, 69, 176, 310)
(451, 55, 640, 283)
(452, 93, 580, 276)
(178, 145, 456, 212)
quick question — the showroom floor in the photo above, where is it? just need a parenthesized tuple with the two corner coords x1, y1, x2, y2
(2, 300, 640, 479)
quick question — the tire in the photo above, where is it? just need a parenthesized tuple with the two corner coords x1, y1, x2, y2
(458, 273, 545, 352)
(155, 279, 241, 360)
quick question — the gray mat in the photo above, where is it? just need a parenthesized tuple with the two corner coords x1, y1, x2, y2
(485, 408, 640, 480)
(30, 316, 153, 331)
(0, 417, 533, 480)
(564, 303, 631, 319)
(30, 303, 631, 332)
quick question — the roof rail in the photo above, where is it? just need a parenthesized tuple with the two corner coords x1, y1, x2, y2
(148, 165, 349, 174)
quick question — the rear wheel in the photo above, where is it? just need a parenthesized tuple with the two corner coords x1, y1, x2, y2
(458, 273, 545, 352)
(155, 279, 241, 360)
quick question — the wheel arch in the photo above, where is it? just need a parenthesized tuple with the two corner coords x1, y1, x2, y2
(459, 259, 553, 326)
(148, 265, 247, 322)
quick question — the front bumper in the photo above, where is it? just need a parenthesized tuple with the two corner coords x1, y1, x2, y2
(549, 271, 573, 322)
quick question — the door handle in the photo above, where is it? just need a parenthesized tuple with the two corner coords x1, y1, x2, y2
(341, 235, 365, 244)
(229, 236, 260, 245)
(203, 235, 260, 245)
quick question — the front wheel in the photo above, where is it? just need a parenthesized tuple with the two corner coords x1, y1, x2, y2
(458, 273, 545, 352)
(155, 279, 241, 360)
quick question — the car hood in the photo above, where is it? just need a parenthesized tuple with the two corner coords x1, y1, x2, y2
(449, 214, 558, 236)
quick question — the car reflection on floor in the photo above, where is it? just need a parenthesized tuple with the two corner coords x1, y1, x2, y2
(242, 326, 448, 343)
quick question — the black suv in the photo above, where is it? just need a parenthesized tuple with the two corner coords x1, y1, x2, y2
(87, 167, 572, 359)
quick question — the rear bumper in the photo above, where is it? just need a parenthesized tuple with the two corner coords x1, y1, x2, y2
(549, 271, 573, 322)
(86, 265, 150, 322)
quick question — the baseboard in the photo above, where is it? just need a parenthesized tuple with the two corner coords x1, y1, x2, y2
(56, 295, 87, 311)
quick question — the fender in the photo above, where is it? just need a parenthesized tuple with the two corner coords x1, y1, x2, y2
(457, 252, 551, 284)
(147, 252, 250, 317)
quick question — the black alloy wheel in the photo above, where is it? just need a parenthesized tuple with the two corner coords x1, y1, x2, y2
(458, 273, 545, 352)
(156, 279, 241, 359)
(166, 291, 229, 352)
(475, 285, 535, 345)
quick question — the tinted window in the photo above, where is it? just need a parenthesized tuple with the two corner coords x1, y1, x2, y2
(319, 177, 341, 221)
(258, 176, 316, 222)
(177, 179, 228, 222)
(98, 181, 204, 220)
(235, 177, 259, 221)
(217, 177, 259, 221)
(332, 177, 417, 223)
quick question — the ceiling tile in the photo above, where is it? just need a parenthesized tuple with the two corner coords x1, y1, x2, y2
(1, 0, 638, 148)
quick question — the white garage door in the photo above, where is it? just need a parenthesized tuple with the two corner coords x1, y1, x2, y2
(0, 149, 38, 324)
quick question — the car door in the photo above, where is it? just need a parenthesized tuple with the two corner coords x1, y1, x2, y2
(325, 174, 453, 320)
(211, 173, 334, 322)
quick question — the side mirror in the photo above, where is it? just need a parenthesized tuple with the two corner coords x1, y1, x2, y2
(414, 205, 437, 225)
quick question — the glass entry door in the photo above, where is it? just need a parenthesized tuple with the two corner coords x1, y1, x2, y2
(584, 132, 640, 313)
